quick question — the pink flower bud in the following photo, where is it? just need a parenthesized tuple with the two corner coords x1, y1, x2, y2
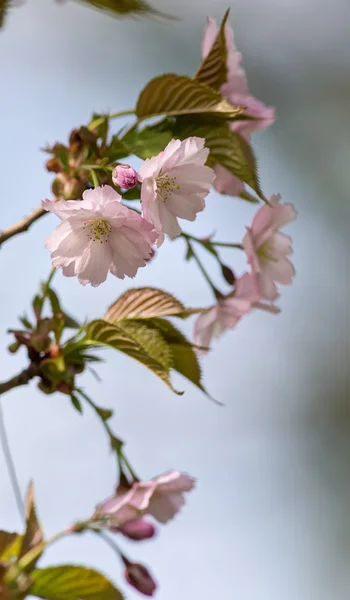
(124, 562, 157, 597)
(114, 518, 156, 541)
(112, 164, 139, 189)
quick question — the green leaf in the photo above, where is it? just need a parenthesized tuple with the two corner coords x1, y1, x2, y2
(32, 295, 43, 321)
(89, 112, 109, 141)
(30, 565, 123, 600)
(107, 135, 130, 162)
(70, 394, 83, 414)
(0, 533, 22, 562)
(0, 531, 19, 558)
(122, 125, 173, 159)
(85, 319, 181, 394)
(19, 481, 44, 564)
(19, 314, 33, 330)
(47, 289, 61, 316)
(135, 318, 209, 396)
(136, 74, 244, 121)
(239, 189, 259, 203)
(78, 0, 174, 21)
(194, 123, 263, 198)
(121, 184, 141, 200)
(196, 9, 230, 90)
(104, 287, 193, 321)
(62, 312, 80, 329)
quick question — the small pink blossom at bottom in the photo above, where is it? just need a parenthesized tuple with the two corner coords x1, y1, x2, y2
(124, 561, 157, 597)
(193, 272, 280, 351)
(242, 194, 296, 301)
(42, 185, 157, 287)
(98, 470, 195, 525)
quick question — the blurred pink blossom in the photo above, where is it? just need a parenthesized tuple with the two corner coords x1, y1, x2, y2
(194, 272, 280, 351)
(42, 185, 156, 286)
(242, 194, 296, 301)
(139, 137, 214, 246)
(99, 470, 195, 525)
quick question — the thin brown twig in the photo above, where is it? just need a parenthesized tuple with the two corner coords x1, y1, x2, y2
(0, 363, 40, 396)
(0, 206, 47, 246)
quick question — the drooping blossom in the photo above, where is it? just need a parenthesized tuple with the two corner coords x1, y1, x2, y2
(42, 185, 157, 287)
(194, 272, 280, 351)
(111, 518, 156, 541)
(139, 137, 214, 246)
(201, 17, 275, 195)
(98, 470, 195, 525)
(112, 164, 139, 190)
(242, 194, 296, 301)
(123, 560, 157, 597)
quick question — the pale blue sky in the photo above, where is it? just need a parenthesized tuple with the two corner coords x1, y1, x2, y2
(1, 0, 350, 598)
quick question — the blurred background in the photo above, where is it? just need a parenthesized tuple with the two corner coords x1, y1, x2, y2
(0, 0, 350, 598)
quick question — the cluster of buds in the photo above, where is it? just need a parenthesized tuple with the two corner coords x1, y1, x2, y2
(45, 119, 117, 200)
(7, 280, 93, 397)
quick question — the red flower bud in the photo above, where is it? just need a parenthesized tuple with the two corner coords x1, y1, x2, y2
(124, 562, 157, 596)
(113, 518, 156, 541)
(112, 164, 139, 190)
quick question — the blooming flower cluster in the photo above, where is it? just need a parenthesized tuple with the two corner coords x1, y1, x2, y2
(43, 136, 214, 285)
(194, 194, 296, 350)
(92, 470, 195, 596)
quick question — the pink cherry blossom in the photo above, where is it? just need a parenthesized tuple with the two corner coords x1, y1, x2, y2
(42, 185, 157, 287)
(201, 17, 275, 196)
(139, 137, 214, 246)
(194, 272, 280, 351)
(242, 194, 296, 301)
(98, 470, 195, 525)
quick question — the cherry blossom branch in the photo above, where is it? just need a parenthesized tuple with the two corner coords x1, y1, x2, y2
(181, 231, 242, 249)
(0, 205, 46, 247)
(0, 363, 40, 396)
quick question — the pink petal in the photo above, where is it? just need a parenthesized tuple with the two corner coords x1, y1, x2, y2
(42, 198, 94, 220)
(50, 225, 89, 267)
(75, 240, 112, 287)
(82, 185, 122, 208)
(154, 471, 195, 493)
(262, 256, 295, 286)
(258, 272, 279, 302)
(229, 94, 275, 137)
(148, 491, 185, 524)
(193, 307, 218, 352)
(109, 231, 146, 279)
(213, 164, 245, 196)
(157, 202, 182, 239)
(166, 192, 205, 221)
(201, 16, 218, 59)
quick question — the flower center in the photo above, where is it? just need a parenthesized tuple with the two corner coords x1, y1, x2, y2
(83, 218, 112, 243)
(156, 173, 180, 202)
(257, 242, 276, 263)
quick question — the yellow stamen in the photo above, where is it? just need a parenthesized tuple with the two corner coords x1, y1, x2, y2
(156, 173, 180, 202)
(83, 218, 112, 243)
